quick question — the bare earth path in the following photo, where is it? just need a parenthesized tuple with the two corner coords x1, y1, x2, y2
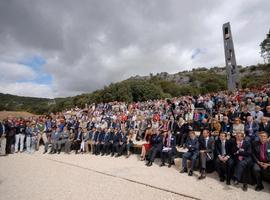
(0, 151, 269, 200)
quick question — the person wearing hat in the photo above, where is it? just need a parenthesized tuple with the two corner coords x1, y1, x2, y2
(215, 132, 235, 185)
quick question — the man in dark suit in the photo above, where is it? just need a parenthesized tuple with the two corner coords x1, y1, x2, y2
(233, 132, 253, 191)
(160, 131, 177, 168)
(74, 127, 83, 154)
(215, 132, 235, 185)
(252, 131, 270, 191)
(259, 117, 270, 137)
(116, 130, 128, 157)
(101, 128, 113, 156)
(146, 130, 163, 167)
(111, 127, 122, 157)
(180, 131, 199, 176)
(198, 129, 215, 179)
(95, 128, 105, 155)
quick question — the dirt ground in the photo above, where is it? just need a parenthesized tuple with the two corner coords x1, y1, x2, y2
(0, 150, 269, 200)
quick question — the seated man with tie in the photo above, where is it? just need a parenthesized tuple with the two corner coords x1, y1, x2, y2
(198, 129, 215, 179)
(74, 127, 83, 154)
(95, 128, 105, 155)
(252, 131, 270, 191)
(180, 131, 199, 176)
(145, 130, 163, 167)
(160, 130, 177, 168)
(111, 127, 122, 157)
(215, 132, 235, 185)
(101, 128, 113, 156)
(115, 130, 128, 157)
(233, 131, 253, 191)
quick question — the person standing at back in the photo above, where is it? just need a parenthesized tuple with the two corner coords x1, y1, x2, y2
(0, 120, 6, 156)
(15, 120, 26, 153)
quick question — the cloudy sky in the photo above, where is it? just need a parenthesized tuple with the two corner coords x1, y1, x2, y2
(0, 0, 269, 98)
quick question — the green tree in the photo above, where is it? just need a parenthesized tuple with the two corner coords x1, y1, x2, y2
(260, 29, 270, 64)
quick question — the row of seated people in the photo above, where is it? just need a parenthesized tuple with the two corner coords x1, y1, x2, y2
(42, 125, 269, 192)
(43, 126, 135, 158)
(139, 128, 270, 192)
(179, 130, 270, 192)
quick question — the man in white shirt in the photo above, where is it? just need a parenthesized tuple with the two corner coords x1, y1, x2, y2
(251, 106, 264, 123)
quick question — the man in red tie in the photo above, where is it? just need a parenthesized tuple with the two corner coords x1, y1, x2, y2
(160, 131, 177, 168)
(233, 132, 252, 191)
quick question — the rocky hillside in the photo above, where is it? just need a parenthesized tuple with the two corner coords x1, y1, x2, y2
(0, 63, 269, 115)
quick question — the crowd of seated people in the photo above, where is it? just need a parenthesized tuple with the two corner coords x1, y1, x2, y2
(0, 86, 270, 192)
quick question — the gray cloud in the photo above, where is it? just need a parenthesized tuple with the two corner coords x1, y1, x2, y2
(0, 0, 269, 98)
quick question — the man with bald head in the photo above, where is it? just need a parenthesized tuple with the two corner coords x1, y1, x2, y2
(252, 131, 270, 191)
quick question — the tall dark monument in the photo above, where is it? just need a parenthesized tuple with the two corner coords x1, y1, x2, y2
(223, 22, 240, 91)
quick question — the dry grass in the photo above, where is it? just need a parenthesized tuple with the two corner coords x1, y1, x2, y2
(0, 111, 36, 120)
